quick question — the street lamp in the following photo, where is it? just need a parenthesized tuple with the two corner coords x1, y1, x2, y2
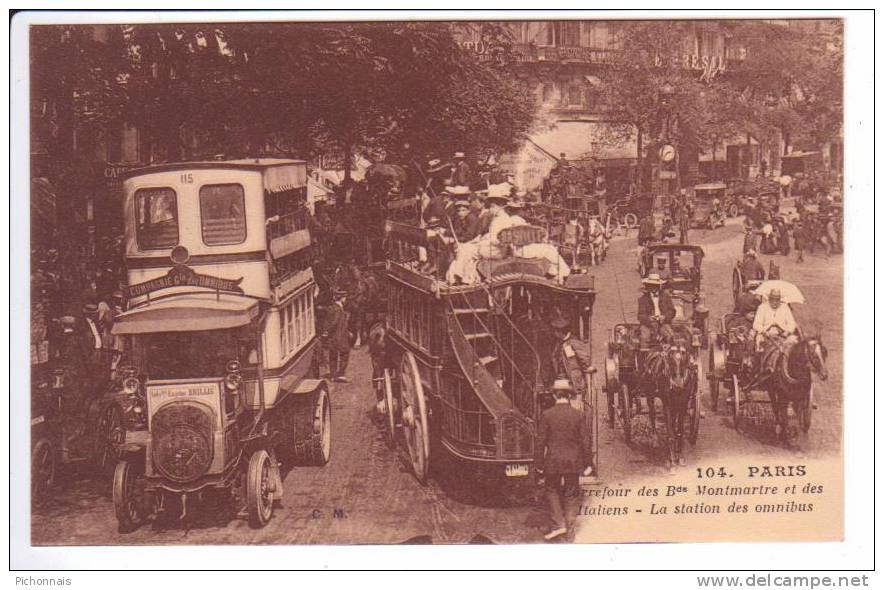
(659, 82, 676, 109)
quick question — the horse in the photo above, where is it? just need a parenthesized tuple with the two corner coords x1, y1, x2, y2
(585, 217, 609, 266)
(765, 333, 828, 442)
(641, 337, 697, 470)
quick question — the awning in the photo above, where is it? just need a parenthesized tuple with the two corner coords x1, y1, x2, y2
(262, 162, 307, 193)
(112, 294, 261, 335)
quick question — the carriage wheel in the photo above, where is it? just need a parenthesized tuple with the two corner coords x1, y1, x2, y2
(708, 345, 719, 412)
(113, 458, 150, 533)
(605, 355, 616, 426)
(732, 267, 743, 304)
(246, 449, 274, 528)
(383, 369, 397, 448)
(313, 388, 332, 465)
(94, 404, 125, 474)
(729, 203, 740, 218)
(731, 374, 742, 431)
(620, 383, 633, 446)
(400, 351, 430, 484)
(800, 384, 814, 433)
(687, 373, 701, 446)
(623, 213, 638, 229)
(31, 438, 56, 507)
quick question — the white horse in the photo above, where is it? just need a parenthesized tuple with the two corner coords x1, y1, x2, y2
(585, 217, 609, 266)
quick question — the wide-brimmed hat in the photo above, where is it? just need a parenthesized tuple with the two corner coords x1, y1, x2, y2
(642, 273, 666, 286)
(552, 378, 573, 391)
(333, 288, 348, 298)
(447, 185, 471, 196)
(454, 152, 465, 159)
(453, 199, 470, 209)
(486, 194, 510, 207)
(83, 302, 99, 314)
(425, 216, 444, 228)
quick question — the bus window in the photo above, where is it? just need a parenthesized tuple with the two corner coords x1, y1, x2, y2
(200, 184, 247, 245)
(135, 187, 179, 249)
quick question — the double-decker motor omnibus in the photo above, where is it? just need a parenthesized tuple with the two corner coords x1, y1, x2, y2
(109, 159, 331, 531)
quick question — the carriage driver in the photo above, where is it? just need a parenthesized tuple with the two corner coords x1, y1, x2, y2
(638, 273, 676, 347)
(751, 288, 797, 352)
(550, 316, 595, 399)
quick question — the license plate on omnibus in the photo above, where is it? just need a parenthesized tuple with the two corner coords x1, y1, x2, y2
(505, 463, 529, 477)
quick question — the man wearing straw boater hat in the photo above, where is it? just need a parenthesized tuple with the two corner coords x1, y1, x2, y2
(638, 273, 676, 347)
(536, 377, 592, 541)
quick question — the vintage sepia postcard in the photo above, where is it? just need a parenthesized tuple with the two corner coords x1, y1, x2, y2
(9, 8, 875, 575)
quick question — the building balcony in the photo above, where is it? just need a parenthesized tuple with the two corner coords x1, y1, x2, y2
(512, 43, 621, 65)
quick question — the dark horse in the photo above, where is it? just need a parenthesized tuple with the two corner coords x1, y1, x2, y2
(642, 338, 697, 470)
(765, 334, 828, 442)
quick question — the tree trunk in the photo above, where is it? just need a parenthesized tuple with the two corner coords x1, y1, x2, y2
(343, 141, 353, 184)
(636, 126, 644, 192)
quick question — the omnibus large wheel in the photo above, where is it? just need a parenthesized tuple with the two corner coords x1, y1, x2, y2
(246, 449, 274, 528)
(400, 351, 430, 485)
(31, 438, 56, 507)
(620, 383, 633, 446)
(383, 369, 397, 448)
(113, 458, 148, 533)
(623, 212, 638, 229)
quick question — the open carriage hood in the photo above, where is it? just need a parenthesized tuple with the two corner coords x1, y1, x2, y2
(112, 294, 261, 335)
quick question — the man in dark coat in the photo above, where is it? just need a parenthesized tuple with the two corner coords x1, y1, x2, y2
(536, 378, 591, 541)
(324, 290, 352, 383)
(550, 316, 594, 398)
(638, 273, 676, 346)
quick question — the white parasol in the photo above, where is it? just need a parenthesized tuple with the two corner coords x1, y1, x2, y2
(754, 280, 805, 304)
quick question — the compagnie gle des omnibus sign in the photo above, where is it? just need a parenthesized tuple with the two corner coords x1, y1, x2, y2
(127, 265, 244, 297)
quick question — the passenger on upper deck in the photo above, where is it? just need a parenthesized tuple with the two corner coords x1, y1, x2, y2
(445, 187, 571, 285)
(450, 198, 481, 242)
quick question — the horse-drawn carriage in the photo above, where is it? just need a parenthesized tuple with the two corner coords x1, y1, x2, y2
(603, 320, 703, 468)
(637, 244, 710, 345)
(373, 219, 600, 490)
(708, 280, 828, 441)
(732, 259, 781, 303)
(525, 202, 610, 267)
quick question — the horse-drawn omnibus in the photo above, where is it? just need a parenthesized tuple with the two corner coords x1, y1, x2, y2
(373, 214, 599, 489)
(108, 159, 331, 531)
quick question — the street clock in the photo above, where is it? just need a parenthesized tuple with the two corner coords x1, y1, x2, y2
(659, 144, 676, 163)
